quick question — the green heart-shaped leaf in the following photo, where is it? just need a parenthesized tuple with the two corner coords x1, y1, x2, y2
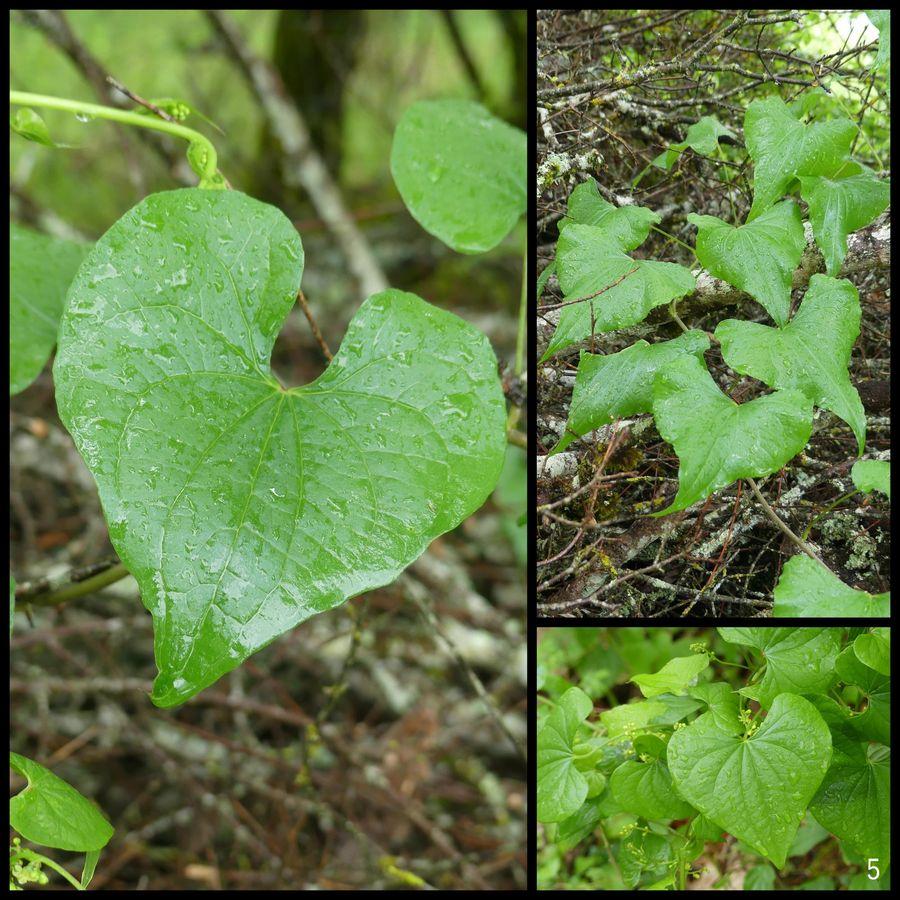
(716, 275, 866, 454)
(834, 646, 890, 745)
(799, 170, 890, 276)
(852, 459, 891, 500)
(667, 693, 832, 868)
(635, 115, 736, 186)
(537, 686, 594, 823)
(10, 222, 88, 395)
(688, 200, 805, 326)
(558, 178, 660, 250)
(550, 331, 709, 455)
(542, 223, 695, 360)
(810, 700, 890, 868)
(609, 758, 695, 821)
(9, 752, 114, 852)
(390, 99, 526, 254)
(772, 554, 889, 618)
(744, 96, 856, 220)
(650, 355, 813, 515)
(718, 628, 841, 710)
(687, 682, 742, 734)
(53, 189, 506, 707)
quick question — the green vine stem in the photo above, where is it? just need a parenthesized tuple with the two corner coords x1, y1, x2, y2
(9, 846, 84, 891)
(515, 246, 527, 377)
(9, 90, 222, 186)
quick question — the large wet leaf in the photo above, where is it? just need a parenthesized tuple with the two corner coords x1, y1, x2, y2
(715, 275, 866, 454)
(650, 354, 813, 515)
(554, 797, 605, 851)
(390, 99, 526, 254)
(537, 686, 594, 823)
(9, 222, 88, 395)
(798, 170, 890, 276)
(550, 331, 709, 454)
(810, 717, 890, 867)
(53, 189, 506, 707)
(542, 223, 695, 360)
(772, 554, 889, 618)
(557, 178, 659, 250)
(609, 758, 695, 821)
(688, 200, 805, 326)
(834, 646, 890, 746)
(9, 752, 113, 852)
(667, 692, 832, 868)
(718, 628, 841, 710)
(744, 96, 856, 220)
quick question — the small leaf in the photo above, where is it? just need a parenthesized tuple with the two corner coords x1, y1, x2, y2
(10, 222, 89, 395)
(542, 223, 695, 360)
(390, 99, 526, 254)
(744, 865, 777, 891)
(600, 699, 666, 738)
(650, 354, 813, 515)
(715, 275, 866, 454)
(651, 115, 735, 171)
(54, 189, 506, 707)
(717, 628, 841, 710)
(537, 686, 594, 823)
(536, 259, 555, 302)
(9, 752, 114, 852)
(137, 97, 226, 135)
(744, 96, 856, 220)
(866, 10, 890, 69)
(851, 459, 891, 500)
(81, 849, 101, 889)
(631, 733, 668, 759)
(630, 653, 710, 698)
(9, 107, 71, 148)
(667, 693, 832, 869)
(853, 629, 890, 676)
(558, 178, 659, 250)
(609, 758, 695, 820)
(799, 170, 890, 275)
(550, 331, 709, 454)
(687, 682, 742, 734)
(788, 88, 845, 122)
(772, 554, 889, 618)
(688, 200, 806, 326)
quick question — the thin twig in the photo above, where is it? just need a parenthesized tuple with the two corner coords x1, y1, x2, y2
(106, 76, 176, 122)
(540, 265, 639, 311)
(14, 559, 130, 607)
(746, 477, 823, 563)
(296, 289, 333, 361)
(403, 575, 526, 763)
